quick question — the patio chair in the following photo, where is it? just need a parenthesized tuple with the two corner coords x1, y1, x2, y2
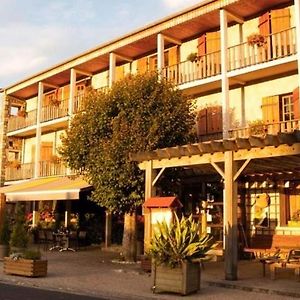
(78, 231, 87, 250)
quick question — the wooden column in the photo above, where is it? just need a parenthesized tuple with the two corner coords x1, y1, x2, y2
(34, 82, 44, 178)
(295, 0, 300, 114)
(144, 160, 156, 252)
(109, 52, 116, 87)
(105, 211, 112, 248)
(224, 151, 238, 281)
(157, 33, 165, 80)
(220, 9, 230, 139)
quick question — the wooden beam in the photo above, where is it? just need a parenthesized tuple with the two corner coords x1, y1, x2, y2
(278, 132, 297, 145)
(115, 53, 133, 62)
(234, 158, 251, 181)
(163, 34, 182, 45)
(236, 138, 251, 149)
(223, 139, 238, 151)
(74, 68, 93, 77)
(43, 82, 59, 89)
(210, 161, 225, 179)
(152, 167, 166, 186)
(198, 142, 213, 153)
(155, 149, 170, 159)
(211, 141, 225, 152)
(264, 134, 280, 147)
(249, 136, 265, 148)
(226, 9, 244, 24)
(186, 144, 200, 156)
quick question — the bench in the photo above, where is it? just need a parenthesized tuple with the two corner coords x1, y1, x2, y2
(244, 234, 300, 276)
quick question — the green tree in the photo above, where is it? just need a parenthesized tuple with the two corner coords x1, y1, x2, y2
(60, 73, 195, 260)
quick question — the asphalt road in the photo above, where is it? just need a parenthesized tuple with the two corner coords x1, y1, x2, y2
(0, 283, 108, 300)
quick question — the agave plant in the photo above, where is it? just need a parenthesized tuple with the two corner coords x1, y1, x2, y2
(149, 214, 214, 268)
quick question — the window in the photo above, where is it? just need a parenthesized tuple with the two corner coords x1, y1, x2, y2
(197, 106, 222, 137)
(280, 94, 294, 122)
(280, 187, 300, 227)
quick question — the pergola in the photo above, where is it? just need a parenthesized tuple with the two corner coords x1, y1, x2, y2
(131, 131, 300, 280)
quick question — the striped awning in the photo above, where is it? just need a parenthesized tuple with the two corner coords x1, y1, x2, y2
(0, 176, 92, 202)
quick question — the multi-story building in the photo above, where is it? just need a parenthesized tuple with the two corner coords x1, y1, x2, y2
(1, 0, 300, 278)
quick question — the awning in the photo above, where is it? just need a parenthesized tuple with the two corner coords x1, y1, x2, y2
(0, 176, 92, 202)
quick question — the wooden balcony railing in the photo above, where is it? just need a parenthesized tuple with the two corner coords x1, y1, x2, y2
(39, 161, 67, 177)
(228, 27, 296, 71)
(7, 109, 37, 132)
(41, 99, 69, 123)
(229, 119, 300, 139)
(163, 50, 221, 85)
(73, 94, 86, 114)
(5, 163, 34, 181)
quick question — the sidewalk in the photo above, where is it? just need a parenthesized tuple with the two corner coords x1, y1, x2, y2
(0, 246, 300, 299)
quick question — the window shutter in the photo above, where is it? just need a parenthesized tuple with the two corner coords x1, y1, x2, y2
(198, 34, 206, 56)
(137, 57, 148, 74)
(197, 109, 207, 136)
(149, 55, 157, 72)
(206, 32, 220, 53)
(261, 96, 279, 124)
(41, 142, 53, 161)
(168, 47, 178, 67)
(271, 8, 290, 33)
(63, 85, 70, 101)
(207, 106, 222, 133)
(259, 12, 271, 36)
(293, 87, 299, 120)
(116, 65, 125, 81)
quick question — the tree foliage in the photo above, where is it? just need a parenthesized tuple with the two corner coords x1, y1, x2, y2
(60, 73, 195, 213)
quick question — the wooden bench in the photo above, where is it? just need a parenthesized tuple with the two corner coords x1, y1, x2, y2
(244, 234, 300, 276)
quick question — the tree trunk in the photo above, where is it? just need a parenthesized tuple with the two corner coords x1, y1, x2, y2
(122, 212, 137, 262)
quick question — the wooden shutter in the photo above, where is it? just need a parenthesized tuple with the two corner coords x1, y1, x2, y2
(116, 65, 125, 81)
(271, 8, 290, 33)
(207, 106, 222, 133)
(206, 32, 220, 53)
(31, 145, 35, 163)
(63, 85, 70, 101)
(261, 96, 280, 124)
(137, 57, 148, 74)
(198, 34, 206, 57)
(293, 87, 299, 120)
(149, 55, 157, 72)
(259, 12, 271, 36)
(41, 142, 53, 161)
(197, 109, 207, 136)
(168, 47, 178, 67)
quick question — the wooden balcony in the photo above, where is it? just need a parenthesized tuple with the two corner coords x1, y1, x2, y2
(73, 94, 85, 114)
(228, 27, 296, 71)
(41, 99, 68, 123)
(5, 162, 34, 181)
(7, 110, 37, 133)
(163, 27, 296, 87)
(229, 119, 300, 139)
(39, 161, 67, 177)
(5, 161, 67, 182)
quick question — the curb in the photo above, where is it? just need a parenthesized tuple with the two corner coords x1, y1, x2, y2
(205, 280, 300, 299)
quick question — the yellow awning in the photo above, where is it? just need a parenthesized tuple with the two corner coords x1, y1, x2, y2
(0, 176, 92, 202)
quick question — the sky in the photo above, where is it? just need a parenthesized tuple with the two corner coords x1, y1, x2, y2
(0, 0, 202, 88)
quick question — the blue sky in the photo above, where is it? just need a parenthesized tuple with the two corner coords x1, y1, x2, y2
(1, 0, 201, 88)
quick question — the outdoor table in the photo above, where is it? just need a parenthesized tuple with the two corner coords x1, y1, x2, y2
(50, 232, 76, 252)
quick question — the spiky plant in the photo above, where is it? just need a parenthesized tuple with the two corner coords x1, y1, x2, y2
(149, 214, 214, 268)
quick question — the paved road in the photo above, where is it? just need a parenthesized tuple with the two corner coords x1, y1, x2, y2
(0, 283, 108, 300)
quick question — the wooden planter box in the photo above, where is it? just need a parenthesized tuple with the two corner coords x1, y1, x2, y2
(4, 257, 48, 277)
(152, 260, 200, 295)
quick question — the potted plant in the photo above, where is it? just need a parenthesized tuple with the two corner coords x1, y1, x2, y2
(247, 33, 266, 47)
(288, 209, 300, 227)
(187, 52, 199, 63)
(149, 214, 214, 295)
(4, 203, 48, 277)
(0, 212, 10, 260)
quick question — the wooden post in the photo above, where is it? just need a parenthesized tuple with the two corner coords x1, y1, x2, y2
(157, 33, 165, 80)
(144, 160, 156, 252)
(105, 211, 112, 248)
(295, 0, 300, 114)
(109, 52, 116, 87)
(224, 151, 238, 280)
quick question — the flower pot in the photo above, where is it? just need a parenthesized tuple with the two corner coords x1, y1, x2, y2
(3, 257, 48, 277)
(0, 245, 9, 260)
(152, 260, 200, 295)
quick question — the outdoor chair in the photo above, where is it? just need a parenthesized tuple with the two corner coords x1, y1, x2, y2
(68, 231, 79, 250)
(78, 231, 87, 250)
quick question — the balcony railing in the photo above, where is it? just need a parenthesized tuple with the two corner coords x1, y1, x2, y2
(163, 50, 221, 85)
(5, 162, 34, 181)
(228, 27, 296, 71)
(229, 119, 300, 139)
(41, 98, 69, 123)
(73, 94, 86, 114)
(7, 109, 37, 132)
(39, 161, 67, 177)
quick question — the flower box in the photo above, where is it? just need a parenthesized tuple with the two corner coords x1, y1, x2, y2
(3, 257, 48, 277)
(152, 260, 200, 295)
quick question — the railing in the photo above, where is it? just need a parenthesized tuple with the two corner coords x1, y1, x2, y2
(39, 161, 67, 177)
(229, 119, 300, 139)
(7, 109, 37, 132)
(41, 99, 69, 123)
(228, 27, 296, 71)
(5, 163, 34, 181)
(163, 50, 221, 85)
(73, 94, 86, 114)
